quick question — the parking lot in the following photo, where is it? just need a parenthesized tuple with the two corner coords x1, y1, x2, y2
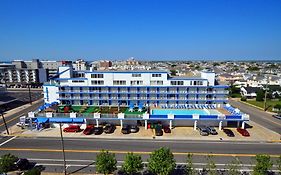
(8, 120, 280, 142)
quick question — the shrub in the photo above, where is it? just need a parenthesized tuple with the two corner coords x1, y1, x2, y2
(122, 152, 143, 175)
(96, 150, 117, 175)
(0, 153, 18, 173)
(241, 97, 247, 101)
(253, 154, 272, 175)
(148, 147, 176, 175)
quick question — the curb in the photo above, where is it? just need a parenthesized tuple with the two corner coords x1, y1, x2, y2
(4, 133, 281, 143)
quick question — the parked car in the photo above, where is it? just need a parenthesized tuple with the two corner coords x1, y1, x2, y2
(83, 125, 95, 135)
(272, 114, 281, 120)
(206, 126, 218, 135)
(237, 128, 250, 137)
(63, 125, 81, 132)
(163, 126, 171, 133)
(130, 125, 139, 133)
(223, 129, 235, 137)
(104, 124, 116, 134)
(14, 158, 30, 170)
(121, 125, 130, 134)
(155, 127, 163, 136)
(93, 126, 103, 135)
(197, 126, 209, 136)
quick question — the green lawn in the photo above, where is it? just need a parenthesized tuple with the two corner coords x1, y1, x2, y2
(245, 100, 281, 112)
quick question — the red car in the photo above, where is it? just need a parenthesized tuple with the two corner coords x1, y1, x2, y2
(63, 125, 81, 132)
(237, 128, 250, 137)
(83, 125, 95, 135)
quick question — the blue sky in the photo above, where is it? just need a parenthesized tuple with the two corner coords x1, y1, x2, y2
(0, 0, 281, 61)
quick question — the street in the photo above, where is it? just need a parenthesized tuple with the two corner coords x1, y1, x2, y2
(230, 99, 281, 134)
(0, 137, 280, 173)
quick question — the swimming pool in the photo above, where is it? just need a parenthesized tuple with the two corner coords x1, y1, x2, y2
(151, 109, 221, 115)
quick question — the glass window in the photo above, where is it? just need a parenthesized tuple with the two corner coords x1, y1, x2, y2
(91, 74, 104, 78)
(152, 73, 162, 77)
(132, 73, 141, 77)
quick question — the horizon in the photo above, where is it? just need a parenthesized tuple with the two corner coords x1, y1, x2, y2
(0, 0, 281, 61)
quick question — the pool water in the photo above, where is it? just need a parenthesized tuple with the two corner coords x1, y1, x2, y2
(151, 109, 221, 115)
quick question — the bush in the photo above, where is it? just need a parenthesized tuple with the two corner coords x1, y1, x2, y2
(253, 154, 272, 175)
(96, 150, 117, 175)
(24, 167, 41, 175)
(241, 97, 247, 101)
(256, 90, 264, 102)
(148, 147, 176, 175)
(122, 152, 143, 175)
(0, 153, 18, 173)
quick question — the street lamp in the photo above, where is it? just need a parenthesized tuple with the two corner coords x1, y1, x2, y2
(59, 123, 67, 175)
(0, 109, 9, 135)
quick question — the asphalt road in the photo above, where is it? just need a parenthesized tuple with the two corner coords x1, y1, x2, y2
(0, 99, 43, 133)
(229, 99, 281, 134)
(0, 137, 280, 173)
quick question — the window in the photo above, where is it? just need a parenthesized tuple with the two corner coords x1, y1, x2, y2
(113, 80, 126, 85)
(194, 81, 203, 85)
(130, 80, 143, 85)
(170, 81, 184, 85)
(91, 80, 104, 85)
(72, 80, 85, 83)
(132, 73, 141, 77)
(152, 73, 162, 77)
(150, 81, 163, 85)
(91, 74, 104, 78)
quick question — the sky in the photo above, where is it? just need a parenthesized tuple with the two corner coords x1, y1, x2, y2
(0, 0, 281, 61)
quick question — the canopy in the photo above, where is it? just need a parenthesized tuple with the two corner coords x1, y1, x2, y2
(49, 118, 73, 123)
(36, 117, 49, 123)
(72, 118, 84, 123)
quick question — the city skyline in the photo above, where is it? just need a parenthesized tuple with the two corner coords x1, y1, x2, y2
(0, 0, 281, 61)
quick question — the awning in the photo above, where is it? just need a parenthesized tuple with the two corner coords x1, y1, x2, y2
(36, 117, 49, 123)
(49, 118, 73, 123)
(72, 118, 84, 123)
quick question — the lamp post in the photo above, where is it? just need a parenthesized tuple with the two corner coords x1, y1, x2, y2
(0, 110, 9, 135)
(59, 123, 67, 175)
(28, 83, 32, 105)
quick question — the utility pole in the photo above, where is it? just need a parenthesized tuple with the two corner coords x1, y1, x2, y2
(0, 112, 9, 135)
(264, 76, 269, 111)
(28, 84, 32, 105)
(59, 123, 67, 175)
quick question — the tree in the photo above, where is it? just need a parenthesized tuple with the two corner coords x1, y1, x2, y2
(253, 154, 273, 175)
(148, 147, 176, 175)
(96, 150, 117, 175)
(256, 89, 265, 102)
(205, 155, 217, 175)
(185, 153, 196, 175)
(122, 152, 143, 175)
(0, 153, 18, 173)
(276, 155, 281, 174)
(24, 167, 41, 175)
(226, 158, 241, 175)
(170, 70, 177, 76)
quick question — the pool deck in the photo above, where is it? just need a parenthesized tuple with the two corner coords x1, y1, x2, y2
(150, 107, 231, 115)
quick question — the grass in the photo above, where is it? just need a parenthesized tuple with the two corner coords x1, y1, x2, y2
(245, 100, 281, 112)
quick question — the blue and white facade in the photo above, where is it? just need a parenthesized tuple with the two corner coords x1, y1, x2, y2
(44, 66, 229, 107)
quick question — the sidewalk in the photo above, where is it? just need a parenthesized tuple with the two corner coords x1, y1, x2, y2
(8, 121, 281, 142)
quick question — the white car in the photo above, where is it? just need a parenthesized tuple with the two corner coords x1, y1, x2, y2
(272, 114, 281, 120)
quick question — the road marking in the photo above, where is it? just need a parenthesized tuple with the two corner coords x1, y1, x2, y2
(0, 147, 280, 157)
(0, 136, 17, 147)
(12, 136, 280, 145)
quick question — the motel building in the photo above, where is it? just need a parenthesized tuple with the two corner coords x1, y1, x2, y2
(31, 65, 250, 131)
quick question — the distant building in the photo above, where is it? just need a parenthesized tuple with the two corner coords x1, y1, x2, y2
(0, 59, 47, 84)
(73, 59, 88, 71)
(99, 60, 112, 70)
(126, 57, 139, 65)
(240, 86, 261, 99)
